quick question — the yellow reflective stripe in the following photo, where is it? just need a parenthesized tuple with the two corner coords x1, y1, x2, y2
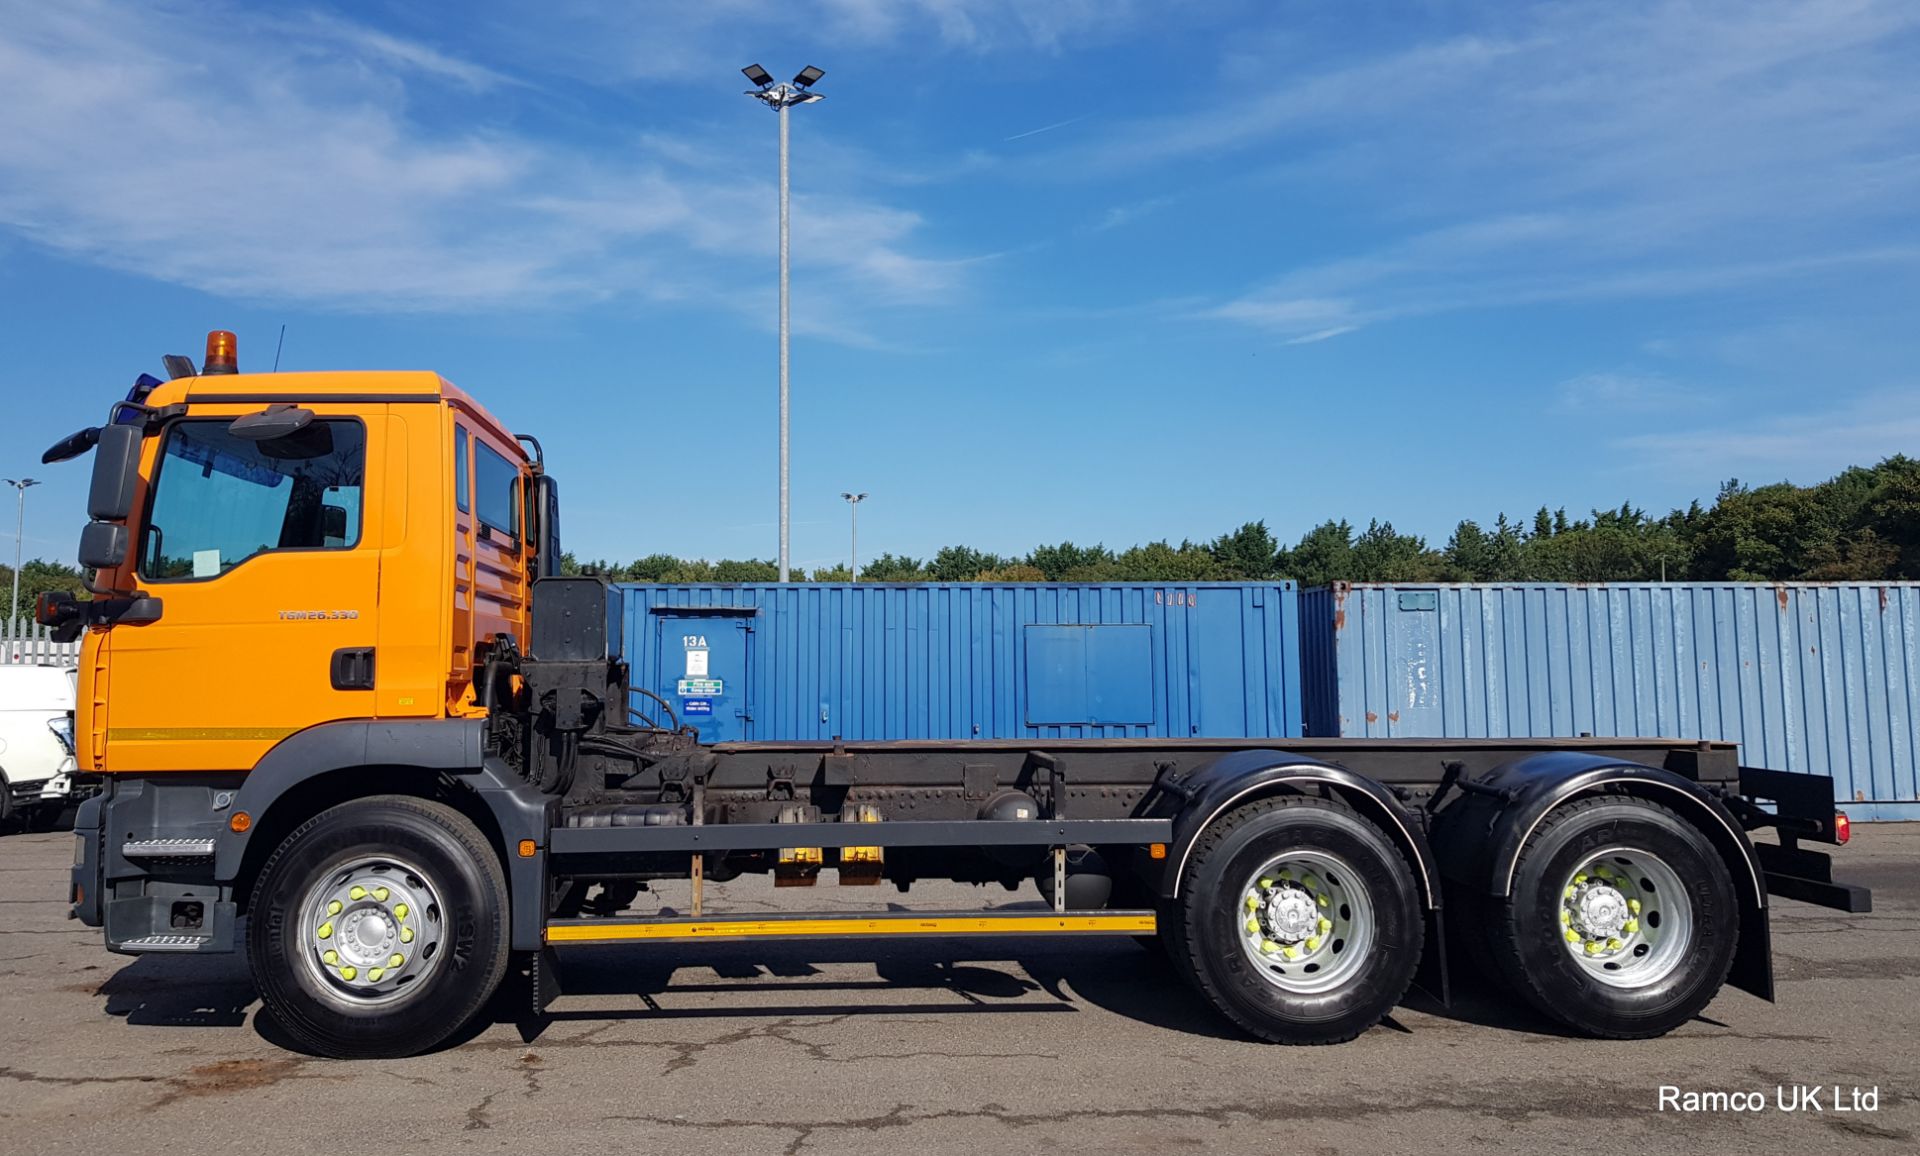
(546, 913, 1157, 943)
(107, 727, 298, 742)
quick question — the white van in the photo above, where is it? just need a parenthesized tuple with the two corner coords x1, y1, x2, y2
(0, 665, 80, 830)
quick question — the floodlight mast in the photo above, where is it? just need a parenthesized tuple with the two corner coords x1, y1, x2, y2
(840, 491, 866, 581)
(741, 64, 825, 583)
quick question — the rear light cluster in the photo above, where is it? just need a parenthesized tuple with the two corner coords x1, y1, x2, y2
(1834, 812, 1852, 845)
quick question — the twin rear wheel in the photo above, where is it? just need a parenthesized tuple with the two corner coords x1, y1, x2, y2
(1169, 793, 1738, 1045)
(1169, 795, 1426, 1045)
(1480, 796, 1738, 1039)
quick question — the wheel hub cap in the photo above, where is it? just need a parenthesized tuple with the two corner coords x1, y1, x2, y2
(1572, 883, 1629, 939)
(1556, 849, 1693, 989)
(1237, 850, 1374, 995)
(1266, 889, 1318, 941)
(299, 858, 444, 1002)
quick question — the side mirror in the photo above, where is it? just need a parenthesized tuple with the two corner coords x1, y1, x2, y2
(43, 427, 101, 465)
(87, 424, 142, 521)
(535, 474, 562, 578)
(321, 504, 349, 541)
(78, 521, 129, 570)
(230, 404, 314, 441)
(35, 592, 85, 643)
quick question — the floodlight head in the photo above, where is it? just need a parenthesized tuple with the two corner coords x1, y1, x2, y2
(742, 63, 774, 87)
(793, 65, 825, 89)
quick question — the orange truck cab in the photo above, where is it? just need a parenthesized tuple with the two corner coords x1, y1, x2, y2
(42, 331, 1867, 1062)
(56, 345, 547, 773)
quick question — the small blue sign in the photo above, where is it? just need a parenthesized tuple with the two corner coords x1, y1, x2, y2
(681, 698, 713, 716)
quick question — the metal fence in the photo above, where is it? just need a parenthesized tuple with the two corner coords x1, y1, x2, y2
(1, 618, 80, 667)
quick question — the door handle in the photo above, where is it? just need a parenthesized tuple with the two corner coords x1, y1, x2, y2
(330, 647, 376, 690)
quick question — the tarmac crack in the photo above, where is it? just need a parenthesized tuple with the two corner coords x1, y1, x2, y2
(1825, 1118, 1913, 1142)
(0, 1067, 162, 1088)
(465, 1090, 500, 1131)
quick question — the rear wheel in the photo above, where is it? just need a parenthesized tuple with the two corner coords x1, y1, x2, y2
(1486, 796, 1737, 1039)
(246, 796, 510, 1059)
(1171, 795, 1424, 1044)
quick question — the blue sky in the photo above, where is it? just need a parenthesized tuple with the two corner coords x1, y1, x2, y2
(4, 0, 1919, 573)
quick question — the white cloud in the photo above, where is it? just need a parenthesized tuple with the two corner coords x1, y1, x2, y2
(1062, 1, 1920, 340)
(1554, 372, 1714, 414)
(1615, 390, 1920, 480)
(299, 13, 528, 91)
(0, 0, 969, 338)
(1085, 196, 1170, 233)
(1284, 326, 1358, 346)
(1005, 116, 1089, 143)
(1200, 295, 1356, 333)
(474, 0, 1135, 84)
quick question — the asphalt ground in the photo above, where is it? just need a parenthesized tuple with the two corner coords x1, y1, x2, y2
(1, 822, 1915, 1155)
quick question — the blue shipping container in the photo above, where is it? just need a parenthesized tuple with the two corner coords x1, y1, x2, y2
(1300, 582, 1920, 821)
(619, 583, 1302, 744)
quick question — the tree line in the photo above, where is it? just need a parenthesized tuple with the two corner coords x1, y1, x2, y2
(8, 456, 1917, 607)
(566, 455, 1920, 587)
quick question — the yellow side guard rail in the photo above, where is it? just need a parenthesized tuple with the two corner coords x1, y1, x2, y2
(546, 909, 1158, 944)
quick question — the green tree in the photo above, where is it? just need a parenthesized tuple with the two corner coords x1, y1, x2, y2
(712, 558, 779, 582)
(1350, 520, 1439, 581)
(1279, 519, 1355, 587)
(1026, 541, 1114, 581)
(1111, 540, 1222, 581)
(1868, 456, 1920, 576)
(974, 563, 1046, 582)
(859, 553, 928, 582)
(928, 546, 1006, 582)
(1209, 520, 1282, 579)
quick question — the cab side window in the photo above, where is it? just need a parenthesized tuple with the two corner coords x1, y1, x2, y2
(454, 424, 470, 513)
(474, 440, 519, 543)
(140, 418, 366, 580)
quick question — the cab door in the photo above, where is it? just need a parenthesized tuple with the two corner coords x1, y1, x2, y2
(101, 404, 386, 773)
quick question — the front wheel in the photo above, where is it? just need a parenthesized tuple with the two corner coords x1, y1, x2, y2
(1485, 796, 1738, 1039)
(1170, 795, 1424, 1044)
(246, 796, 510, 1058)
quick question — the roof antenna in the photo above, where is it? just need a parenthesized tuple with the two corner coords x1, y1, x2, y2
(272, 324, 287, 372)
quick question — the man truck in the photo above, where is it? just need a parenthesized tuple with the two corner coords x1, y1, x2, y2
(38, 331, 1869, 1059)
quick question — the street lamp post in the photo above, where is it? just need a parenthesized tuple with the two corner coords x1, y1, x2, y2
(841, 492, 867, 581)
(743, 63, 826, 583)
(4, 477, 40, 627)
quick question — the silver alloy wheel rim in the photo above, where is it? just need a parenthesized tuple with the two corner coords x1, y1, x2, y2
(1557, 846, 1693, 989)
(1236, 849, 1375, 994)
(295, 854, 446, 1005)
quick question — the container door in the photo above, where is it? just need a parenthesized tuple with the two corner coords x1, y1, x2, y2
(1388, 590, 1443, 736)
(652, 612, 752, 742)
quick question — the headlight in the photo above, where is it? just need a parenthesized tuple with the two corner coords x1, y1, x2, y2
(48, 715, 75, 756)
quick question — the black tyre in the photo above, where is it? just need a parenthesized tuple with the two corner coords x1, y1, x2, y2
(1171, 795, 1424, 1044)
(1486, 796, 1737, 1039)
(246, 796, 510, 1059)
